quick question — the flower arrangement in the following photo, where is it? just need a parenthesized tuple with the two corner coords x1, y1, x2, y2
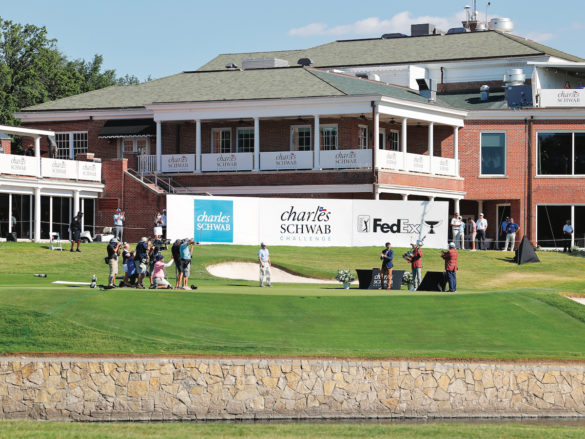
(335, 269, 355, 284)
(402, 271, 413, 288)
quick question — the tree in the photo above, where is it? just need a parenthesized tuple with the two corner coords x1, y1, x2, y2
(0, 17, 142, 128)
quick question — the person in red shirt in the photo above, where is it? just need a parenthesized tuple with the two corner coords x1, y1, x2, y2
(408, 240, 423, 290)
(441, 242, 458, 292)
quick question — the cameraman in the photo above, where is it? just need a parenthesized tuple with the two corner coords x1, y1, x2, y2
(121, 243, 137, 287)
(134, 237, 150, 289)
(113, 209, 125, 241)
(106, 238, 122, 288)
(171, 239, 184, 288)
(179, 238, 198, 290)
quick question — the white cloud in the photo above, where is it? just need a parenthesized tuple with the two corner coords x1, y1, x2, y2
(288, 11, 468, 38)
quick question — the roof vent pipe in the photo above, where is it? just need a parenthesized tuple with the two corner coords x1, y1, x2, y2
(297, 58, 314, 66)
(480, 85, 490, 101)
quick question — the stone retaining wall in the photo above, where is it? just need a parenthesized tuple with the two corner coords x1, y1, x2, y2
(2, 357, 585, 421)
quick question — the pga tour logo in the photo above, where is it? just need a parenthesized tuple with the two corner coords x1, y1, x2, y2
(194, 199, 234, 243)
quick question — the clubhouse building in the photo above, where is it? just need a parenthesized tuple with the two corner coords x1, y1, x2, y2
(4, 20, 585, 247)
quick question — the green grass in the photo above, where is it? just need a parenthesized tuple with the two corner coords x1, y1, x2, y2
(1, 420, 585, 438)
(1, 242, 585, 359)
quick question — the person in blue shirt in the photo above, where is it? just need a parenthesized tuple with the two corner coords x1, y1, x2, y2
(379, 242, 394, 290)
(179, 238, 198, 290)
(563, 220, 574, 252)
(502, 218, 520, 251)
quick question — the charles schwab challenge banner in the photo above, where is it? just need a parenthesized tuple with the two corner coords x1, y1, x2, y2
(166, 195, 448, 248)
(193, 199, 234, 243)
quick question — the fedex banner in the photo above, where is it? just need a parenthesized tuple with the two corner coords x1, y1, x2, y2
(166, 195, 448, 248)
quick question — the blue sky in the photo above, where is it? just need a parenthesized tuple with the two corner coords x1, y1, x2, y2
(2, 0, 583, 81)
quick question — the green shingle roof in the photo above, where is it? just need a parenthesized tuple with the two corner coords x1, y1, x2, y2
(199, 31, 584, 71)
(22, 67, 441, 112)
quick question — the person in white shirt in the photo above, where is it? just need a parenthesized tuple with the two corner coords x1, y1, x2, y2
(450, 213, 462, 248)
(476, 213, 488, 250)
(563, 220, 574, 252)
(258, 242, 271, 287)
(113, 209, 125, 241)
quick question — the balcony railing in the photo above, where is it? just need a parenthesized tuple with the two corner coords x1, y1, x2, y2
(0, 155, 101, 182)
(138, 149, 458, 177)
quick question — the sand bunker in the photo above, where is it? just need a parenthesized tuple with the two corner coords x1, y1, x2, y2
(206, 262, 339, 284)
(568, 297, 585, 306)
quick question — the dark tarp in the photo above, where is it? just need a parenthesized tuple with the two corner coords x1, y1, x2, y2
(515, 236, 541, 265)
(98, 119, 156, 138)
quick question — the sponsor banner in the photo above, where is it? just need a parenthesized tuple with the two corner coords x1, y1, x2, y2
(352, 200, 448, 248)
(405, 153, 430, 173)
(194, 199, 234, 243)
(161, 154, 194, 173)
(201, 153, 253, 172)
(0, 154, 39, 177)
(377, 149, 402, 170)
(260, 151, 313, 170)
(78, 161, 101, 181)
(41, 158, 78, 179)
(432, 156, 456, 176)
(539, 89, 585, 108)
(320, 149, 372, 169)
(258, 199, 352, 247)
(167, 195, 449, 248)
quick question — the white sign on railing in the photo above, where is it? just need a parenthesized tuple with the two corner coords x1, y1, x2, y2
(432, 156, 457, 176)
(405, 153, 430, 173)
(539, 89, 585, 108)
(161, 154, 195, 173)
(78, 161, 101, 181)
(377, 149, 403, 170)
(0, 154, 39, 177)
(42, 158, 78, 179)
(201, 153, 254, 172)
(261, 151, 313, 170)
(320, 149, 372, 169)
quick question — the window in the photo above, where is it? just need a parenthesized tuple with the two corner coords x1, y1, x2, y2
(481, 132, 506, 175)
(55, 132, 88, 160)
(358, 125, 368, 149)
(320, 125, 338, 151)
(389, 130, 400, 151)
(378, 128, 386, 150)
(122, 138, 149, 155)
(212, 128, 232, 153)
(236, 128, 254, 153)
(291, 126, 311, 151)
(537, 132, 585, 175)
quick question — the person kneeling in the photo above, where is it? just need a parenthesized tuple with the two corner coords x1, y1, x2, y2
(150, 254, 174, 289)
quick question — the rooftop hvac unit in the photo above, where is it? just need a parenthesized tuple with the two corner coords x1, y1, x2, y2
(381, 33, 408, 39)
(241, 58, 289, 70)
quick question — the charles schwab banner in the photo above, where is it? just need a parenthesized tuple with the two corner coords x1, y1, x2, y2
(166, 195, 448, 248)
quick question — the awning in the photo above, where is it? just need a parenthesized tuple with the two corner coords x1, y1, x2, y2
(98, 119, 156, 138)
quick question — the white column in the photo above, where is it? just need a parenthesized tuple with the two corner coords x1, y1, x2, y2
(402, 194, 409, 201)
(156, 121, 162, 173)
(401, 118, 408, 170)
(34, 187, 41, 242)
(374, 184, 379, 200)
(373, 109, 380, 168)
(428, 122, 434, 174)
(453, 126, 460, 177)
(478, 200, 484, 216)
(8, 193, 12, 234)
(571, 205, 575, 249)
(428, 196, 435, 202)
(195, 120, 202, 173)
(34, 136, 41, 177)
(313, 115, 320, 170)
(254, 117, 260, 171)
(73, 190, 80, 218)
(454, 198, 460, 214)
(49, 196, 53, 237)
